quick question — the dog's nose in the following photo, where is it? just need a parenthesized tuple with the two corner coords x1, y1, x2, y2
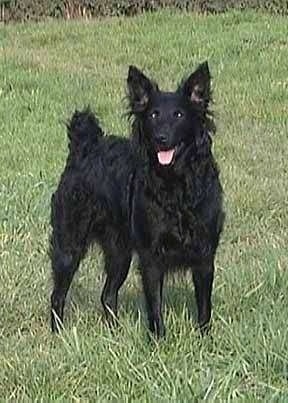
(155, 133, 168, 145)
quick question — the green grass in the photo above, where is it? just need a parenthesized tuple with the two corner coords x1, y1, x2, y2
(1, 9, 288, 400)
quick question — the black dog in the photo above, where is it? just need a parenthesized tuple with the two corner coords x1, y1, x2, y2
(50, 61, 224, 337)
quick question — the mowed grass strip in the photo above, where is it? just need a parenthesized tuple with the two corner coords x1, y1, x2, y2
(0, 10, 288, 400)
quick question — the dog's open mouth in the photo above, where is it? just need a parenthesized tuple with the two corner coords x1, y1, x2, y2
(157, 148, 176, 166)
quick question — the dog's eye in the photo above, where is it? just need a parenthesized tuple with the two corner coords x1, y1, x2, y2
(150, 111, 159, 119)
(174, 111, 183, 118)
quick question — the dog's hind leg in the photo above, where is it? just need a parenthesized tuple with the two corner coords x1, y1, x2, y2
(101, 238, 131, 324)
(50, 193, 91, 332)
(50, 249, 82, 332)
(192, 260, 215, 335)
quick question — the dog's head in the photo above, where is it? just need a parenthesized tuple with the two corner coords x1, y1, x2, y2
(127, 62, 215, 168)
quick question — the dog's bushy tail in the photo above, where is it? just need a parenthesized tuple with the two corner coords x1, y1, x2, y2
(67, 107, 104, 159)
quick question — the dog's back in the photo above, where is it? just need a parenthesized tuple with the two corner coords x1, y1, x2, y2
(54, 108, 135, 229)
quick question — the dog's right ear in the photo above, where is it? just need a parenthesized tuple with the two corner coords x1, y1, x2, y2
(127, 66, 158, 113)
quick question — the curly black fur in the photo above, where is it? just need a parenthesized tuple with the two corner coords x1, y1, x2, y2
(50, 62, 225, 337)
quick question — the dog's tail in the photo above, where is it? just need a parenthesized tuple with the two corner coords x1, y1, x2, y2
(67, 107, 104, 158)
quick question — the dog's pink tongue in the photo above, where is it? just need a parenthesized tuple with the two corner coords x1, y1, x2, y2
(157, 149, 175, 165)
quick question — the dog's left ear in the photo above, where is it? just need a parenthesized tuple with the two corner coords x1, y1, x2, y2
(180, 61, 211, 108)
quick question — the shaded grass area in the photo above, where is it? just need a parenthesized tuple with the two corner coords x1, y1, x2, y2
(0, 10, 288, 400)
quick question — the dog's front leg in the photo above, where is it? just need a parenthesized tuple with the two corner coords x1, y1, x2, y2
(141, 265, 165, 338)
(192, 260, 215, 335)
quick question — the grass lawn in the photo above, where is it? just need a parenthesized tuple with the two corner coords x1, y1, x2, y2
(0, 9, 288, 400)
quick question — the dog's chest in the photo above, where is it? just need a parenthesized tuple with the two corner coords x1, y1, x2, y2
(143, 180, 210, 263)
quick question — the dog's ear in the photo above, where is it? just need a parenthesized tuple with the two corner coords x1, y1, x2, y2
(127, 66, 158, 113)
(180, 61, 211, 108)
